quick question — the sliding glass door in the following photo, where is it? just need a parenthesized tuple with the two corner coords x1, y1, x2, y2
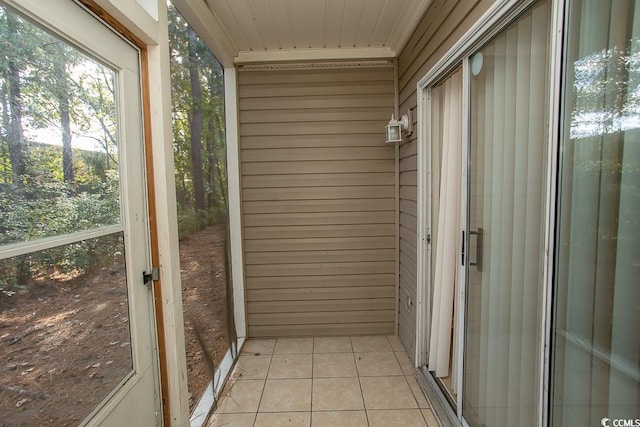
(421, 0, 640, 425)
(463, 1, 551, 426)
(552, 0, 640, 424)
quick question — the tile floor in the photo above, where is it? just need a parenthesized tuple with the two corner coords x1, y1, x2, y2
(207, 335, 440, 427)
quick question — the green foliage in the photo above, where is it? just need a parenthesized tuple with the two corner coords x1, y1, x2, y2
(0, 169, 120, 290)
(177, 205, 202, 238)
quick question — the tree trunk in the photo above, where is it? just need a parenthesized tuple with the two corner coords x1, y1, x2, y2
(187, 27, 206, 222)
(205, 110, 217, 215)
(5, 14, 26, 184)
(56, 46, 74, 182)
(215, 111, 228, 212)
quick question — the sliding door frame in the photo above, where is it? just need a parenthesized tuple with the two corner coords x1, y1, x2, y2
(415, 0, 563, 425)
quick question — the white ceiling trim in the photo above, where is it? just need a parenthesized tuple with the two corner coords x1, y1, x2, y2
(237, 59, 394, 71)
(234, 46, 395, 64)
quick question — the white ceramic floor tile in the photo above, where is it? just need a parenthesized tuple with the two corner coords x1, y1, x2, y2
(254, 412, 311, 427)
(405, 375, 430, 408)
(231, 354, 272, 380)
(268, 354, 313, 379)
(311, 411, 368, 427)
(367, 409, 427, 427)
(387, 335, 405, 352)
(314, 337, 353, 353)
(350, 336, 392, 352)
(355, 352, 403, 376)
(274, 337, 314, 354)
(395, 351, 415, 376)
(313, 353, 357, 378)
(421, 409, 440, 426)
(259, 379, 312, 412)
(360, 376, 418, 410)
(243, 339, 276, 355)
(312, 377, 365, 411)
(207, 413, 256, 427)
(216, 379, 265, 413)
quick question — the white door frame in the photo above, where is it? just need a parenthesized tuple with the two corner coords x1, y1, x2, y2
(0, 1, 161, 424)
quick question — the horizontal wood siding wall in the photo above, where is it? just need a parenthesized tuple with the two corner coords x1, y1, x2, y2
(397, 0, 496, 358)
(238, 66, 396, 338)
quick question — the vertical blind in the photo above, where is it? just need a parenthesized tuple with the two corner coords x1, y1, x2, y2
(553, 0, 640, 424)
(428, 69, 463, 388)
(463, 1, 550, 426)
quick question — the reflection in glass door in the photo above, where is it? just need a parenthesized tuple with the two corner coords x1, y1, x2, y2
(167, 3, 236, 420)
(552, 0, 640, 424)
(463, 1, 551, 426)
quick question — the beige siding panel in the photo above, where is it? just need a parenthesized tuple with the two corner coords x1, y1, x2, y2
(246, 274, 395, 290)
(400, 225, 417, 247)
(241, 134, 384, 149)
(241, 121, 389, 137)
(400, 212, 417, 233)
(399, 185, 417, 202)
(243, 186, 394, 201)
(399, 260, 418, 290)
(398, 0, 466, 76)
(250, 322, 395, 338)
(399, 0, 480, 88)
(239, 81, 393, 98)
(398, 297, 416, 336)
(244, 224, 395, 239)
(248, 299, 395, 314)
(245, 261, 395, 278)
(243, 211, 394, 227)
(400, 140, 418, 158)
(400, 199, 418, 216)
(243, 199, 393, 214)
(400, 170, 418, 186)
(240, 94, 394, 111)
(239, 68, 394, 85)
(248, 287, 395, 302)
(243, 159, 394, 175)
(245, 249, 395, 265)
(245, 236, 395, 252)
(241, 108, 390, 124)
(400, 243, 418, 265)
(400, 140, 417, 161)
(399, 154, 417, 172)
(242, 146, 393, 162)
(240, 66, 395, 338)
(243, 173, 394, 188)
(399, 1, 495, 106)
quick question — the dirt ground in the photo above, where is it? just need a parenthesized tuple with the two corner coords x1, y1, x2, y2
(179, 224, 229, 413)
(0, 225, 229, 425)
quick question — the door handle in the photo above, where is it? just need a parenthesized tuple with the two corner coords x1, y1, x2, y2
(469, 228, 483, 271)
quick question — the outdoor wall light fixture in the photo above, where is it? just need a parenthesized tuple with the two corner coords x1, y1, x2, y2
(385, 109, 412, 144)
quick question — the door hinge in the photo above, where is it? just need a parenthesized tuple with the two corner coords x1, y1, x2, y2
(142, 267, 159, 286)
